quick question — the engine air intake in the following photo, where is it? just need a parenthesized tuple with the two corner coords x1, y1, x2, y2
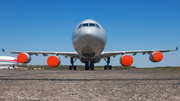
(149, 51, 163, 62)
(120, 54, 133, 66)
(47, 55, 61, 67)
(17, 53, 31, 63)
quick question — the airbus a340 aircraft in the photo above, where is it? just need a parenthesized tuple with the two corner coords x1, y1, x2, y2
(2, 19, 178, 70)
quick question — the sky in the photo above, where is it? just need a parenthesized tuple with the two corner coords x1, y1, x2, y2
(0, 0, 180, 67)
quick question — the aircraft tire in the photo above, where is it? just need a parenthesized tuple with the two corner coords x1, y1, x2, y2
(74, 66, 77, 70)
(69, 66, 72, 70)
(90, 63, 94, 70)
(109, 65, 112, 70)
(104, 66, 107, 70)
(85, 63, 89, 70)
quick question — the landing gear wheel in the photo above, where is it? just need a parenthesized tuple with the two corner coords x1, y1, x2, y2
(109, 65, 112, 70)
(104, 65, 107, 70)
(90, 63, 94, 70)
(85, 63, 89, 70)
(74, 66, 77, 70)
(69, 66, 72, 70)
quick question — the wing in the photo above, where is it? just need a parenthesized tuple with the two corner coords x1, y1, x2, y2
(100, 47, 178, 58)
(2, 49, 79, 58)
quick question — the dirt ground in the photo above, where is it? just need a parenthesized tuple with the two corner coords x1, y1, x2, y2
(0, 70, 180, 101)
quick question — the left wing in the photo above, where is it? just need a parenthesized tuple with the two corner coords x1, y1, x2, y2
(100, 47, 178, 58)
(2, 49, 79, 58)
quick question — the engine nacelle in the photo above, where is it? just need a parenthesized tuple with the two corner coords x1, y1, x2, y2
(120, 54, 133, 66)
(47, 55, 61, 67)
(149, 51, 163, 62)
(17, 53, 31, 63)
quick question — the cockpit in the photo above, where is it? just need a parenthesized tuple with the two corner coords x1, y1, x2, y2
(78, 23, 100, 29)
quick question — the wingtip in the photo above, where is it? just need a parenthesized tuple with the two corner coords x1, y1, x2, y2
(2, 48, 5, 52)
(176, 47, 178, 50)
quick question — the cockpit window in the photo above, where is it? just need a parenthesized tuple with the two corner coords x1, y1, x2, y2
(82, 23, 88, 26)
(89, 23, 95, 26)
(78, 24, 82, 29)
(96, 24, 100, 29)
(77, 23, 100, 29)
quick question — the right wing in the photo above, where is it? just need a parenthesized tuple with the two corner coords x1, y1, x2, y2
(100, 47, 178, 58)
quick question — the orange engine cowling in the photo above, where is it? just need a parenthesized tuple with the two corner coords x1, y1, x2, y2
(17, 53, 31, 63)
(120, 54, 133, 66)
(149, 51, 163, 62)
(47, 55, 61, 67)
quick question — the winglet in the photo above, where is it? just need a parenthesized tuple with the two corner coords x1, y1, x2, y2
(2, 48, 5, 52)
(176, 47, 178, 51)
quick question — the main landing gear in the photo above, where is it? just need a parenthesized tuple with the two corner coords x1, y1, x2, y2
(69, 57, 77, 70)
(104, 57, 112, 70)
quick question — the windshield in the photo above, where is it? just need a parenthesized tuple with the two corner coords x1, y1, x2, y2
(89, 23, 95, 26)
(82, 23, 88, 26)
(77, 23, 100, 29)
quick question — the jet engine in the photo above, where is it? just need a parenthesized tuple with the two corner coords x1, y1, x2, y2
(120, 54, 133, 66)
(47, 55, 61, 67)
(149, 51, 163, 62)
(17, 53, 31, 63)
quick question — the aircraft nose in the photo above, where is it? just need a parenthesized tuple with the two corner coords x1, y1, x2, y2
(80, 28, 97, 42)
(86, 30, 91, 35)
(80, 27, 102, 40)
(83, 28, 94, 35)
(82, 28, 96, 37)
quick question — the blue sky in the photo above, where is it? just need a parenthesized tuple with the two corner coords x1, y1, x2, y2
(0, 0, 179, 67)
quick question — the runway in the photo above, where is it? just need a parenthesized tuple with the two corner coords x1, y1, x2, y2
(0, 70, 180, 100)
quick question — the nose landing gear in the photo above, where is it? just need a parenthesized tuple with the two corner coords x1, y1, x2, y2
(85, 62, 94, 70)
(84, 54, 94, 70)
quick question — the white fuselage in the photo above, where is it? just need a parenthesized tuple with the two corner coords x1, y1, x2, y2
(0, 56, 18, 66)
(72, 19, 107, 63)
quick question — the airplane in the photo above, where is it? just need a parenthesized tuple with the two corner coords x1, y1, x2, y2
(2, 19, 178, 70)
(0, 56, 18, 69)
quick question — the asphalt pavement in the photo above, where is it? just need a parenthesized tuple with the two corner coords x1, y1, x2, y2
(0, 70, 179, 101)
